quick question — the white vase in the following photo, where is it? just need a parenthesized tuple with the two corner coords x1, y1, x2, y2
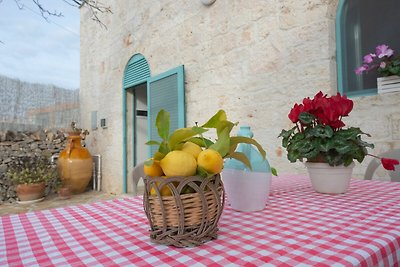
(305, 162, 355, 194)
(221, 169, 272, 212)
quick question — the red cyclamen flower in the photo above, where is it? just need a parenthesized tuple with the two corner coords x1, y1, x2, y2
(381, 158, 400, 171)
(288, 103, 304, 123)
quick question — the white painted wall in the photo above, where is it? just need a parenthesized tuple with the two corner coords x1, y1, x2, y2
(80, 0, 400, 193)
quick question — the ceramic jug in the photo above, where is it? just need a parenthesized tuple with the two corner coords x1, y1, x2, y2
(57, 133, 93, 194)
(222, 126, 272, 212)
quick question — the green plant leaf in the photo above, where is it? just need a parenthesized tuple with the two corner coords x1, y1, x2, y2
(307, 125, 333, 138)
(201, 110, 227, 128)
(271, 167, 278, 176)
(299, 112, 314, 124)
(209, 126, 231, 157)
(145, 140, 160, 146)
(227, 151, 252, 170)
(168, 127, 208, 150)
(196, 165, 211, 178)
(186, 137, 214, 148)
(158, 141, 170, 155)
(215, 120, 236, 138)
(156, 109, 170, 141)
(153, 151, 165, 161)
(229, 136, 266, 159)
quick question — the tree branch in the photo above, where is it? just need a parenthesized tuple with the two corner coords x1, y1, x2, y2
(10, 0, 112, 28)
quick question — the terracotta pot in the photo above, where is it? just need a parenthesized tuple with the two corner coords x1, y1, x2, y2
(57, 133, 93, 194)
(16, 182, 45, 201)
(57, 186, 71, 199)
(305, 162, 355, 194)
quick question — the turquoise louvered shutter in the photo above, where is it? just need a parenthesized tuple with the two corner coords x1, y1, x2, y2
(123, 54, 151, 89)
(147, 65, 185, 157)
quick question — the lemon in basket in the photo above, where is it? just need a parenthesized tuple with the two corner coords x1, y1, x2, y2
(143, 159, 164, 177)
(181, 141, 202, 159)
(150, 176, 174, 196)
(197, 149, 224, 174)
(160, 150, 197, 177)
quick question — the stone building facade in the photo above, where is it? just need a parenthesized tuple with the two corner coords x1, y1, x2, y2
(80, 0, 400, 194)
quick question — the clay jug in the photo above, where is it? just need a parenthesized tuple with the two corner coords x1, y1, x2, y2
(57, 134, 93, 194)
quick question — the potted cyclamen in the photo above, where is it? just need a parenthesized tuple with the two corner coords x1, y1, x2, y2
(279, 91, 399, 194)
(355, 44, 400, 94)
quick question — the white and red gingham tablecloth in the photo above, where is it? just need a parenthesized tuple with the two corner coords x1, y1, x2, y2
(1, 174, 400, 266)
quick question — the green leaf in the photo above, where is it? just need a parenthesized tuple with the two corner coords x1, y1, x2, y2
(153, 151, 165, 161)
(201, 110, 227, 128)
(307, 125, 333, 138)
(145, 140, 160, 146)
(186, 137, 214, 148)
(156, 109, 170, 141)
(227, 151, 252, 170)
(335, 127, 362, 140)
(209, 126, 231, 157)
(278, 128, 295, 139)
(287, 149, 301, 163)
(158, 141, 170, 155)
(271, 167, 278, 176)
(298, 112, 314, 124)
(196, 165, 211, 178)
(229, 136, 266, 159)
(216, 120, 236, 138)
(168, 127, 208, 150)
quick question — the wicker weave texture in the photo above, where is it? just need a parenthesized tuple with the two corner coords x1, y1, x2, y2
(143, 174, 225, 247)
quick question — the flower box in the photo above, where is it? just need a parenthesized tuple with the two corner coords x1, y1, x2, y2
(377, 76, 400, 94)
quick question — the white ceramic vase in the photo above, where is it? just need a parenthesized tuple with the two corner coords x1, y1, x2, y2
(221, 169, 272, 212)
(305, 162, 355, 194)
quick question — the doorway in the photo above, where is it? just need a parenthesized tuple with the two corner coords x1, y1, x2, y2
(126, 82, 148, 193)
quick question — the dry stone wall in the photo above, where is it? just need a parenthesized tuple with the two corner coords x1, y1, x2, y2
(0, 130, 67, 203)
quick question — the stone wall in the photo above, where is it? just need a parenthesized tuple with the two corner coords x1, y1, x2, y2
(0, 130, 67, 203)
(80, 0, 400, 193)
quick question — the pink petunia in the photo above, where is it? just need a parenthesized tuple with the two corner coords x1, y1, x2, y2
(376, 44, 394, 58)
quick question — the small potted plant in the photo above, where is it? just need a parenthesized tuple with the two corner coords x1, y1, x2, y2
(278, 91, 399, 194)
(355, 44, 400, 93)
(6, 155, 57, 202)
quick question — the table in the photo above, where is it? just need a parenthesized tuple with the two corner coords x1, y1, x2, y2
(1, 174, 400, 266)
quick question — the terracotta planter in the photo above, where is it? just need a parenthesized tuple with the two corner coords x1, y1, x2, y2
(57, 186, 71, 199)
(305, 162, 355, 194)
(57, 134, 93, 194)
(16, 182, 45, 201)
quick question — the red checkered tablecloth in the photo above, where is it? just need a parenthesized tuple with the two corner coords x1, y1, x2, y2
(1, 174, 400, 266)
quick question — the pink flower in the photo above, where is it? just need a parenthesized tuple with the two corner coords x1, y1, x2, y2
(380, 62, 386, 69)
(363, 53, 376, 63)
(381, 158, 399, 171)
(355, 65, 368, 74)
(376, 44, 394, 58)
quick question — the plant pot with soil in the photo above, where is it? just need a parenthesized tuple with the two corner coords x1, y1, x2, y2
(6, 155, 57, 203)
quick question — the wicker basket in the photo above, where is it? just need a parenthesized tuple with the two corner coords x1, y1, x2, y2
(143, 174, 225, 247)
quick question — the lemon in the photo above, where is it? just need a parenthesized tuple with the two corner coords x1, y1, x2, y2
(197, 149, 224, 174)
(149, 176, 174, 196)
(181, 142, 203, 159)
(143, 159, 164, 177)
(160, 150, 197, 177)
